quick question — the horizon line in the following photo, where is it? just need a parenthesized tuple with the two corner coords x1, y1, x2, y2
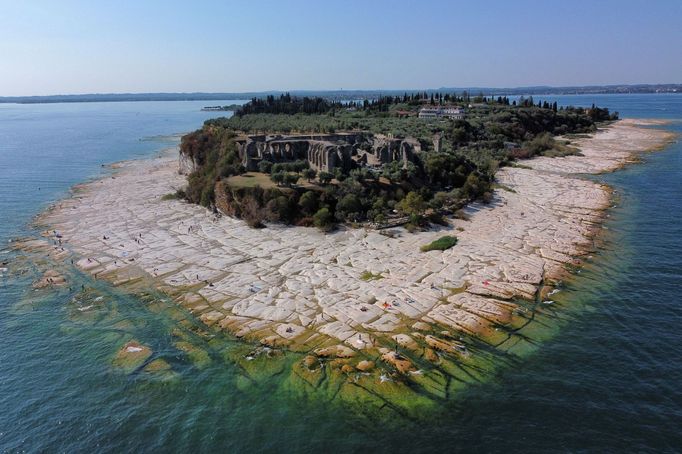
(1, 82, 681, 100)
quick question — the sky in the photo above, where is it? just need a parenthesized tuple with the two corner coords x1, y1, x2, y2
(1, 0, 681, 96)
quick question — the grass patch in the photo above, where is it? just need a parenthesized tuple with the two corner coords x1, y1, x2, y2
(541, 147, 581, 158)
(509, 162, 533, 170)
(420, 235, 458, 252)
(492, 183, 516, 193)
(161, 189, 185, 201)
(360, 270, 384, 281)
(541, 140, 582, 158)
(225, 172, 277, 189)
(564, 133, 592, 139)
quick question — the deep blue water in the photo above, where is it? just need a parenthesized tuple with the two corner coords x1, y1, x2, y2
(0, 95, 681, 452)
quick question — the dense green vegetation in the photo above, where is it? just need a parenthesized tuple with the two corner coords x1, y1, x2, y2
(180, 127, 243, 208)
(180, 94, 618, 231)
(236, 93, 343, 116)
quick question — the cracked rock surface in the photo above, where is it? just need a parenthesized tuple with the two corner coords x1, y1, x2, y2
(39, 120, 674, 352)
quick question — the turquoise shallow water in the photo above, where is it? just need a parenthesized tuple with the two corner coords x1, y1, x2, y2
(1, 95, 681, 452)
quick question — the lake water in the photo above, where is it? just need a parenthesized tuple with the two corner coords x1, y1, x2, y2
(0, 95, 681, 452)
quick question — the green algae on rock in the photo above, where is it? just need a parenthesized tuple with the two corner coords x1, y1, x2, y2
(112, 341, 152, 373)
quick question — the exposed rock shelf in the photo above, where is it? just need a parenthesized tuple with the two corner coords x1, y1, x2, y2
(32, 119, 674, 404)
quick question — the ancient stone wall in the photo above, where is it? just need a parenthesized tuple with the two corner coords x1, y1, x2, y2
(235, 132, 420, 173)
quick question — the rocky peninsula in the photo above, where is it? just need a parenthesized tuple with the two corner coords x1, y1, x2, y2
(24, 118, 674, 417)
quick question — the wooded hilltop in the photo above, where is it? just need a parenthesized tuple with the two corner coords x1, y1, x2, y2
(178, 93, 617, 231)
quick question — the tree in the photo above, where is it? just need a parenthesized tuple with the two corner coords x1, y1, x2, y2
(270, 171, 285, 186)
(333, 168, 345, 182)
(265, 195, 294, 223)
(199, 184, 215, 208)
(298, 191, 318, 215)
(313, 207, 334, 231)
(318, 171, 333, 185)
(284, 172, 300, 187)
(258, 160, 273, 174)
(430, 191, 449, 210)
(292, 160, 309, 172)
(302, 168, 317, 182)
(403, 161, 417, 180)
(335, 193, 362, 221)
(381, 161, 403, 183)
(396, 191, 426, 217)
(461, 173, 490, 199)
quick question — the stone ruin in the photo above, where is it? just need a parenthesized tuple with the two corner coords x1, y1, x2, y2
(235, 132, 423, 173)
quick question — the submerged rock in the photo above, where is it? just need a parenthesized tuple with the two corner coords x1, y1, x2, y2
(341, 364, 355, 374)
(303, 355, 319, 370)
(112, 341, 152, 372)
(412, 321, 432, 332)
(175, 341, 211, 369)
(144, 358, 172, 372)
(33, 269, 67, 288)
(260, 335, 290, 348)
(356, 360, 375, 372)
(392, 334, 419, 351)
(424, 335, 468, 356)
(314, 344, 356, 358)
(381, 350, 416, 374)
(424, 348, 440, 363)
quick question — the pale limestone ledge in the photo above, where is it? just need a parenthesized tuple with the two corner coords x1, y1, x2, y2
(39, 119, 674, 349)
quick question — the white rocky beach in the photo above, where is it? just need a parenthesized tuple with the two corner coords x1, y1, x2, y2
(34, 119, 674, 354)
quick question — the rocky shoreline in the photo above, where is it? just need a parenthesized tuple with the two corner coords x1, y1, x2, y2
(19, 118, 675, 415)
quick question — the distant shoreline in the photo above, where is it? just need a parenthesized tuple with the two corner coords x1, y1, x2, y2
(1, 85, 680, 105)
(200, 104, 241, 112)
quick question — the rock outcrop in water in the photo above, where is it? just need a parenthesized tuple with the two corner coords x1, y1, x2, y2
(30, 119, 676, 418)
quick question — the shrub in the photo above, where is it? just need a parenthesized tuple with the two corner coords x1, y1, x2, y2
(405, 222, 418, 233)
(420, 235, 458, 252)
(302, 168, 317, 182)
(270, 171, 285, 186)
(258, 160, 273, 174)
(396, 191, 426, 216)
(453, 209, 470, 220)
(313, 207, 334, 231)
(298, 191, 319, 215)
(284, 172, 300, 187)
(525, 132, 555, 157)
(336, 193, 362, 221)
(242, 198, 265, 228)
(360, 270, 383, 281)
(427, 212, 449, 226)
(200, 184, 215, 208)
(318, 171, 333, 185)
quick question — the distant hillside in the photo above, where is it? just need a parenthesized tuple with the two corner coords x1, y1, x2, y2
(1, 84, 680, 104)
